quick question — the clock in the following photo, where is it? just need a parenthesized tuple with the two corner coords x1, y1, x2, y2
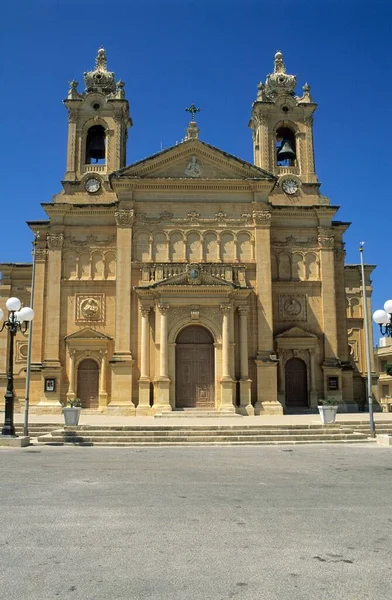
(282, 178, 299, 195)
(85, 178, 101, 193)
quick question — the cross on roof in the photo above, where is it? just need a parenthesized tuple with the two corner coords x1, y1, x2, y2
(185, 104, 200, 122)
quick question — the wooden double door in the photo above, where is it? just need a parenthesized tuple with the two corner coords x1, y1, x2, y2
(175, 326, 214, 408)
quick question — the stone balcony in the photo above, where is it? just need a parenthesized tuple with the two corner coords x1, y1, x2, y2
(139, 263, 249, 287)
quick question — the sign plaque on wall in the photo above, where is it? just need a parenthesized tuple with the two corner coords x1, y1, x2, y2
(327, 376, 339, 391)
(44, 378, 56, 393)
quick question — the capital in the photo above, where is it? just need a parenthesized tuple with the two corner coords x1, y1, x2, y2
(158, 304, 169, 316)
(115, 209, 135, 227)
(140, 306, 150, 318)
(317, 227, 335, 249)
(253, 210, 272, 227)
(47, 233, 64, 250)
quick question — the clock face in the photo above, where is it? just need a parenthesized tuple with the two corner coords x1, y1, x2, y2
(282, 179, 299, 195)
(85, 178, 101, 193)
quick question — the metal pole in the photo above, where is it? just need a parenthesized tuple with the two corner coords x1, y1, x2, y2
(359, 242, 375, 438)
(2, 314, 17, 437)
(23, 232, 39, 437)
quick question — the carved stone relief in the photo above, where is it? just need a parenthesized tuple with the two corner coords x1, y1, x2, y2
(76, 294, 105, 323)
(279, 294, 307, 321)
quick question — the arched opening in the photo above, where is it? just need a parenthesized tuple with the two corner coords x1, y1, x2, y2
(276, 126, 296, 167)
(77, 358, 99, 408)
(175, 325, 214, 409)
(85, 125, 106, 164)
(285, 358, 308, 408)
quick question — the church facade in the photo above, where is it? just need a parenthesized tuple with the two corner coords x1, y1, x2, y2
(0, 49, 377, 415)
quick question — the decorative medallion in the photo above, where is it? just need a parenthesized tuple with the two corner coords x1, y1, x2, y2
(186, 264, 202, 284)
(76, 294, 105, 323)
(279, 294, 306, 321)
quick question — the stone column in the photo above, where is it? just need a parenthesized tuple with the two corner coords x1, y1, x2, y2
(220, 305, 235, 412)
(137, 306, 151, 415)
(309, 350, 318, 408)
(39, 233, 63, 412)
(109, 207, 135, 415)
(154, 304, 171, 413)
(99, 351, 108, 409)
(253, 209, 281, 414)
(66, 350, 75, 404)
(238, 307, 253, 415)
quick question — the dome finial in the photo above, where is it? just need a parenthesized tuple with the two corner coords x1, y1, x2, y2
(83, 47, 117, 95)
(274, 50, 286, 74)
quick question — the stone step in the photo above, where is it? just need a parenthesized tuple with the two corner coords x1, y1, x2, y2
(155, 411, 239, 418)
(38, 432, 368, 444)
(36, 438, 373, 447)
(66, 423, 345, 431)
(52, 427, 358, 437)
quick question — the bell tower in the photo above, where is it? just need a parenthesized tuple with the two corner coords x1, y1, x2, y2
(63, 48, 132, 184)
(249, 51, 317, 185)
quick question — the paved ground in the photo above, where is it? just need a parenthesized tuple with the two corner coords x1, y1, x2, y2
(1, 445, 392, 599)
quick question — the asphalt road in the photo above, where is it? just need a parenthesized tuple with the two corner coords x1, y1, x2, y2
(0, 444, 391, 600)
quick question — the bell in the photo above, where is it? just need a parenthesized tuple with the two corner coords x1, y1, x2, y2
(277, 139, 296, 161)
(87, 134, 105, 161)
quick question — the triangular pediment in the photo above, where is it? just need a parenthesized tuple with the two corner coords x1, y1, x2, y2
(276, 326, 317, 339)
(111, 139, 275, 181)
(64, 327, 112, 341)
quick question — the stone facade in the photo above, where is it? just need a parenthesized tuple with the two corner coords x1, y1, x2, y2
(374, 338, 392, 412)
(0, 50, 378, 414)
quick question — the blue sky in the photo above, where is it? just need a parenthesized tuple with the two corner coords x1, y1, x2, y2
(1, 0, 391, 330)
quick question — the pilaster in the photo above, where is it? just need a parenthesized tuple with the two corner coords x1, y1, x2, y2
(238, 306, 253, 416)
(39, 233, 63, 412)
(109, 206, 135, 414)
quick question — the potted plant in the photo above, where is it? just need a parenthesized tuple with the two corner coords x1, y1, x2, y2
(318, 397, 338, 424)
(62, 397, 82, 426)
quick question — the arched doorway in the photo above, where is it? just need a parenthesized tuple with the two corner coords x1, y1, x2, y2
(176, 325, 214, 409)
(77, 359, 99, 408)
(285, 358, 308, 408)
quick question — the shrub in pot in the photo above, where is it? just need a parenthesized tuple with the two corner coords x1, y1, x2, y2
(62, 397, 82, 426)
(318, 397, 338, 424)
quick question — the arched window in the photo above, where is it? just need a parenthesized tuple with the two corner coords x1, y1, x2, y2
(276, 126, 296, 167)
(85, 125, 106, 164)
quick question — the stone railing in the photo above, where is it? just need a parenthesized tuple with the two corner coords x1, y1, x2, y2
(83, 164, 106, 173)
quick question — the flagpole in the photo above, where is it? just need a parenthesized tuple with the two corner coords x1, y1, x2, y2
(23, 232, 39, 437)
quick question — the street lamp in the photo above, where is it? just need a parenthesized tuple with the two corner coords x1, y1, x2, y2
(373, 300, 392, 337)
(0, 297, 34, 438)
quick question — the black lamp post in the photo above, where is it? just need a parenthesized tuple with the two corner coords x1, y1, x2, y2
(0, 297, 34, 437)
(373, 300, 392, 337)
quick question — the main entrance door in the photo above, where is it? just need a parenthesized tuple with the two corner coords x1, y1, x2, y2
(176, 326, 214, 408)
(77, 358, 99, 408)
(285, 358, 308, 408)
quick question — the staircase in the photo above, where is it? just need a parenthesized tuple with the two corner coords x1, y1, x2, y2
(31, 421, 392, 447)
(14, 423, 63, 438)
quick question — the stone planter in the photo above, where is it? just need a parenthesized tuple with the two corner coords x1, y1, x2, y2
(318, 405, 338, 424)
(63, 407, 81, 426)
